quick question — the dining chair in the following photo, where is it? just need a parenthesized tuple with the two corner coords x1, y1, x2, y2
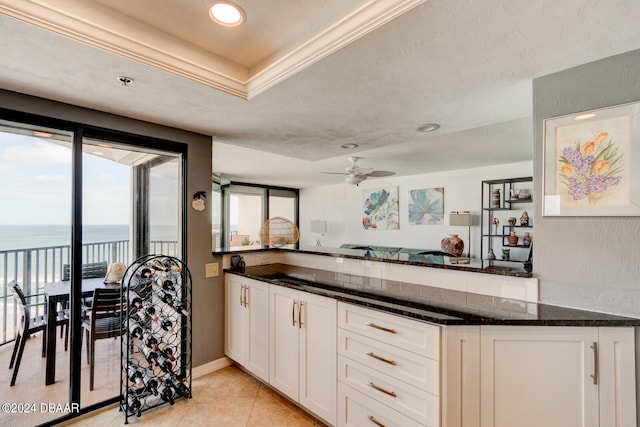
(60, 261, 109, 328)
(7, 281, 70, 386)
(80, 287, 123, 390)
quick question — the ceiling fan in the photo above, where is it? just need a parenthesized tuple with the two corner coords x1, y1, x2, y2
(323, 157, 395, 185)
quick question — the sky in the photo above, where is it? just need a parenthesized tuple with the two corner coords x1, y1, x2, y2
(0, 131, 178, 225)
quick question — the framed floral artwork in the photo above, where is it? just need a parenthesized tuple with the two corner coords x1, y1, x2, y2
(543, 101, 640, 216)
(362, 187, 399, 230)
(408, 187, 444, 225)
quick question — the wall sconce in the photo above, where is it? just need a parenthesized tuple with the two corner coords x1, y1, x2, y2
(448, 212, 472, 261)
(310, 220, 328, 246)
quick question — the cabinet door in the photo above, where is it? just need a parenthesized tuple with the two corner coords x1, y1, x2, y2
(480, 326, 599, 427)
(299, 292, 337, 425)
(224, 275, 246, 364)
(269, 285, 300, 401)
(245, 278, 270, 383)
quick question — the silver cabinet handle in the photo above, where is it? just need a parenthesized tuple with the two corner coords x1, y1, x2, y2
(368, 415, 386, 427)
(292, 300, 297, 327)
(369, 382, 396, 398)
(591, 342, 599, 385)
(298, 301, 304, 329)
(240, 285, 244, 307)
(367, 352, 397, 366)
(243, 286, 248, 307)
(366, 323, 397, 334)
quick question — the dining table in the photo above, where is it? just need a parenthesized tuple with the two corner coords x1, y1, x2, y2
(44, 277, 120, 385)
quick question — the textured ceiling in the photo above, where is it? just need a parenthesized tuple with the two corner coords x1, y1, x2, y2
(0, 0, 639, 188)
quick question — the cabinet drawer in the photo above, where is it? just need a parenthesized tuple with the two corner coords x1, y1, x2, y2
(338, 328, 439, 394)
(338, 382, 424, 427)
(338, 302, 440, 359)
(338, 356, 439, 426)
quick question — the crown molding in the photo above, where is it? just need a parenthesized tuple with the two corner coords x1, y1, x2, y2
(0, 0, 424, 100)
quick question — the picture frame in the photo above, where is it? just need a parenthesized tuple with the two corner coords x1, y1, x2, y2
(408, 187, 444, 225)
(542, 100, 640, 216)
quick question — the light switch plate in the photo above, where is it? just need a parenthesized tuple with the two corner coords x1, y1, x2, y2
(205, 262, 219, 278)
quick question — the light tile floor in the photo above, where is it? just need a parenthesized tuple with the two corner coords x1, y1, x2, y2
(65, 365, 327, 426)
(1, 331, 325, 426)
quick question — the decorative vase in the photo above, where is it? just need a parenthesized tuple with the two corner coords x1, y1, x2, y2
(492, 218, 499, 234)
(520, 211, 529, 226)
(508, 231, 519, 246)
(508, 217, 517, 226)
(523, 232, 532, 247)
(441, 234, 464, 257)
(486, 249, 496, 260)
(501, 248, 510, 260)
(491, 189, 501, 209)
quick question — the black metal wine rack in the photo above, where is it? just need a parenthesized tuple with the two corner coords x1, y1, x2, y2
(120, 255, 192, 423)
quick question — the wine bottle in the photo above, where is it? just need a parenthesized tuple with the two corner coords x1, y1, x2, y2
(142, 332, 159, 351)
(171, 300, 189, 317)
(127, 363, 144, 386)
(141, 369, 159, 396)
(159, 384, 175, 405)
(140, 268, 153, 279)
(128, 319, 145, 339)
(157, 342, 176, 361)
(161, 279, 176, 292)
(160, 318, 174, 333)
(141, 345, 159, 366)
(151, 259, 169, 272)
(166, 376, 190, 398)
(156, 288, 175, 305)
(157, 354, 174, 374)
(126, 388, 143, 417)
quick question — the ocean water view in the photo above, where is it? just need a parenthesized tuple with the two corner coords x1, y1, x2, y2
(0, 224, 178, 251)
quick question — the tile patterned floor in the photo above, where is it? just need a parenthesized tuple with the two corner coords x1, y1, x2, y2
(65, 365, 328, 426)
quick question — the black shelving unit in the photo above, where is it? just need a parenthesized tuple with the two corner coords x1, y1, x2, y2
(480, 177, 533, 272)
(120, 255, 192, 423)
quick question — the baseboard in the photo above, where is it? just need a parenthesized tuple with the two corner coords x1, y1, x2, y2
(192, 356, 234, 379)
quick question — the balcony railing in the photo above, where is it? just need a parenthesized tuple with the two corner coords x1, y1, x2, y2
(0, 240, 178, 346)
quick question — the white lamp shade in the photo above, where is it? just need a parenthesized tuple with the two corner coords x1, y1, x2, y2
(310, 220, 327, 233)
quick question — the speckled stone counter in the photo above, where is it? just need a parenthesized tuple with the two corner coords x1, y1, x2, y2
(226, 263, 640, 327)
(213, 245, 533, 278)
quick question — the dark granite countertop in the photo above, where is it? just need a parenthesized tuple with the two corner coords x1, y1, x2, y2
(213, 245, 533, 278)
(225, 263, 640, 327)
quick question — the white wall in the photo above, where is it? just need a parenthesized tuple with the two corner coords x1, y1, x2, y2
(300, 161, 532, 259)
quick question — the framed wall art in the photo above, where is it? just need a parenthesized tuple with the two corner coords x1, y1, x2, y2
(362, 187, 399, 230)
(543, 101, 640, 216)
(408, 187, 444, 225)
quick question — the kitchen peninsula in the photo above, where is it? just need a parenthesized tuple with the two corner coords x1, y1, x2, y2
(218, 246, 640, 427)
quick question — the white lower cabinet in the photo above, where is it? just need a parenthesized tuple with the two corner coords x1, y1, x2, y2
(269, 285, 337, 425)
(337, 302, 441, 427)
(446, 325, 637, 427)
(224, 274, 270, 382)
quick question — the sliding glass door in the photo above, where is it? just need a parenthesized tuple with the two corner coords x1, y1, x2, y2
(0, 113, 186, 425)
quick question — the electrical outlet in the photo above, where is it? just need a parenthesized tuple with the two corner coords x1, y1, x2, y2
(205, 262, 219, 278)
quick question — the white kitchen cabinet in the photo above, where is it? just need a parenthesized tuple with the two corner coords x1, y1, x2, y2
(337, 302, 441, 427)
(446, 325, 637, 427)
(224, 274, 270, 382)
(270, 285, 337, 425)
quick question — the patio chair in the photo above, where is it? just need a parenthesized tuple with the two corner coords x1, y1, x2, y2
(60, 261, 109, 318)
(7, 281, 70, 386)
(80, 287, 123, 390)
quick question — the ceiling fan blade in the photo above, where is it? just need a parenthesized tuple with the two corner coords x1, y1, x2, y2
(367, 170, 395, 177)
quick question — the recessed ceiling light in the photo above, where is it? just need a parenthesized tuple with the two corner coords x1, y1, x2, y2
(33, 131, 53, 138)
(117, 76, 134, 86)
(209, 1, 246, 27)
(575, 113, 597, 120)
(417, 123, 440, 132)
(341, 143, 358, 149)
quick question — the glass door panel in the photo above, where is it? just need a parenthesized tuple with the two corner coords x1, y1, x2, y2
(0, 120, 73, 426)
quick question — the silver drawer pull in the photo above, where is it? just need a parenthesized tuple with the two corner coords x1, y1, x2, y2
(367, 352, 397, 366)
(368, 415, 387, 427)
(366, 322, 397, 334)
(369, 382, 397, 398)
